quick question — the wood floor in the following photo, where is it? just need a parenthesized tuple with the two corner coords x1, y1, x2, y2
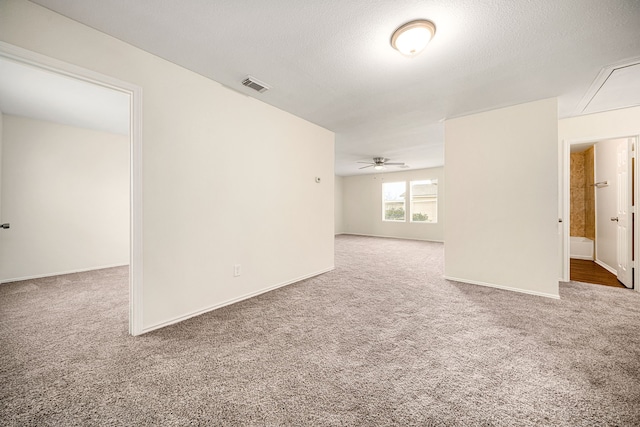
(570, 259, 627, 288)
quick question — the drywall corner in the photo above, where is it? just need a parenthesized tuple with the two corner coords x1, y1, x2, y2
(445, 98, 559, 297)
(335, 175, 344, 234)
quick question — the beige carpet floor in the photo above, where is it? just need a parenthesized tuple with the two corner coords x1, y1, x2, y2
(1, 235, 639, 426)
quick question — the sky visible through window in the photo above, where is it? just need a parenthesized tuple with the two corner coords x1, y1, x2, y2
(383, 182, 405, 202)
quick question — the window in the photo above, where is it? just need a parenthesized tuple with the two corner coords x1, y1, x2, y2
(382, 181, 406, 221)
(410, 179, 438, 223)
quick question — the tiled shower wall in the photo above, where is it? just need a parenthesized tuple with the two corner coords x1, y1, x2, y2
(570, 152, 586, 236)
(570, 147, 595, 239)
(584, 146, 595, 240)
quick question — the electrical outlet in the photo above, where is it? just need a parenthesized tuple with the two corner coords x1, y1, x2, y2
(233, 264, 241, 277)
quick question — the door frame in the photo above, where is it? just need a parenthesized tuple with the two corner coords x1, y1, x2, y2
(0, 42, 144, 334)
(561, 133, 639, 291)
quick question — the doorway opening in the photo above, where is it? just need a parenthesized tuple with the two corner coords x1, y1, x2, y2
(0, 42, 143, 335)
(564, 136, 637, 289)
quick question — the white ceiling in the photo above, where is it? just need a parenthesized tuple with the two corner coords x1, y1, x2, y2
(0, 57, 130, 135)
(14, 1, 640, 175)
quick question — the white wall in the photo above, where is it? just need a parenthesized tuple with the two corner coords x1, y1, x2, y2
(0, 0, 335, 331)
(444, 98, 559, 298)
(0, 112, 3, 219)
(335, 175, 344, 234)
(0, 115, 129, 282)
(559, 106, 640, 141)
(594, 139, 626, 272)
(341, 167, 444, 242)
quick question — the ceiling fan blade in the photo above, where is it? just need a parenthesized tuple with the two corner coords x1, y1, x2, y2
(384, 162, 405, 165)
(356, 161, 374, 164)
(359, 164, 374, 169)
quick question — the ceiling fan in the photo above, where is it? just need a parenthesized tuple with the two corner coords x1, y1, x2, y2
(357, 157, 405, 170)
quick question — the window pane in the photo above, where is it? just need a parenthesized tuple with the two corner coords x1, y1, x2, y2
(382, 181, 406, 221)
(410, 179, 438, 223)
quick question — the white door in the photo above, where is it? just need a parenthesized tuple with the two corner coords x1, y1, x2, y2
(616, 139, 633, 288)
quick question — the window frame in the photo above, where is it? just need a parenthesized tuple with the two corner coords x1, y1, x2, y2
(409, 179, 438, 224)
(381, 181, 407, 222)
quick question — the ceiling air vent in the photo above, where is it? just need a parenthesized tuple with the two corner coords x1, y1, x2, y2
(241, 75, 270, 93)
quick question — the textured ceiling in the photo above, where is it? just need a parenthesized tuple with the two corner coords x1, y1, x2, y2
(25, 0, 640, 175)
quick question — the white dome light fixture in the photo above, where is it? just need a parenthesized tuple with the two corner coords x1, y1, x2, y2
(391, 20, 436, 57)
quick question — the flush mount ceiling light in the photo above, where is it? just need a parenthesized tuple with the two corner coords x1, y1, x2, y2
(391, 19, 436, 57)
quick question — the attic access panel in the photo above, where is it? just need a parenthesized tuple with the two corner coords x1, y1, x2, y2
(581, 62, 640, 115)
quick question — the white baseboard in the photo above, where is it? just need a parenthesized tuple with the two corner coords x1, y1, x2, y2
(339, 232, 444, 243)
(570, 255, 594, 260)
(1, 263, 129, 284)
(140, 266, 335, 335)
(444, 275, 560, 299)
(595, 259, 617, 276)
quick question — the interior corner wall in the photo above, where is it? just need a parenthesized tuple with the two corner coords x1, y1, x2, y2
(341, 167, 444, 242)
(0, 115, 129, 282)
(335, 175, 344, 234)
(444, 98, 559, 298)
(0, 0, 335, 331)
